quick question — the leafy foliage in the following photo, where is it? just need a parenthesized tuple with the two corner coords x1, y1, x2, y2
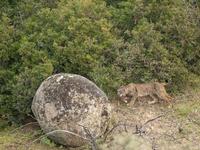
(110, 0, 200, 91)
(0, 0, 200, 124)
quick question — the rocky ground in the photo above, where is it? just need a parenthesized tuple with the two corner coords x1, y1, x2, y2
(103, 89, 200, 150)
(0, 87, 200, 150)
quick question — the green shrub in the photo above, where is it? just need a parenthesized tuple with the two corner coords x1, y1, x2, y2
(0, 0, 122, 124)
(1, 0, 200, 125)
(110, 0, 200, 92)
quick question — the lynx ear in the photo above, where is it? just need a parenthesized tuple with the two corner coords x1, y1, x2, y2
(120, 84, 123, 88)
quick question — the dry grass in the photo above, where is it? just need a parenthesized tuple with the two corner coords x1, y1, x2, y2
(103, 87, 200, 150)
(0, 87, 200, 150)
(0, 122, 84, 150)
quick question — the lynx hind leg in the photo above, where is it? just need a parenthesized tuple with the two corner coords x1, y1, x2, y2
(158, 91, 173, 108)
(148, 94, 159, 105)
(166, 95, 173, 108)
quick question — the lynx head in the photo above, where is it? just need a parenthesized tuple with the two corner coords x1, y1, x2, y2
(117, 85, 126, 97)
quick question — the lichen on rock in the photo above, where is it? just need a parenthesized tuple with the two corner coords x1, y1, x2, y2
(31, 73, 111, 146)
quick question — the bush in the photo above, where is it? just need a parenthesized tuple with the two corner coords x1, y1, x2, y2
(110, 0, 200, 92)
(0, 0, 122, 124)
(0, 0, 200, 125)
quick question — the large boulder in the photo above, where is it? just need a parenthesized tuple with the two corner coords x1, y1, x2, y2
(31, 73, 111, 147)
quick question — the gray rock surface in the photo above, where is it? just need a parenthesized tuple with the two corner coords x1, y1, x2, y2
(31, 73, 111, 146)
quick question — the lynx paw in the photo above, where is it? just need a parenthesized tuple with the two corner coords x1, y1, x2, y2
(148, 101, 154, 105)
(123, 100, 128, 103)
(127, 103, 131, 107)
(168, 105, 173, 109)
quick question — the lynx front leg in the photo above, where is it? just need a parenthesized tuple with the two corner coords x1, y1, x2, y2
(127, 94, 137, 107)
(148, 94, 159, 105)
(123, 97, 128, 103)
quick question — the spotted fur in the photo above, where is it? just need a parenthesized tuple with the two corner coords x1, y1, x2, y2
(117, 80, 173, 108)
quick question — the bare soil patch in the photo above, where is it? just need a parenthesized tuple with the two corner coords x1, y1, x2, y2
(1, 89, 200, 150)
(104, 92, 200, 150)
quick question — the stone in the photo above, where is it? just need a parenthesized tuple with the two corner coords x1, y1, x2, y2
(31, 73, 111, 147)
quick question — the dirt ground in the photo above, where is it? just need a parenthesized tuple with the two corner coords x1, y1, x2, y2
(1, 89, 200, 150)
(103, 93, 200, 150)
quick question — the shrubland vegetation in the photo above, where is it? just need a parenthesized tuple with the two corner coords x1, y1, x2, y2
(0, 0, 200, 126)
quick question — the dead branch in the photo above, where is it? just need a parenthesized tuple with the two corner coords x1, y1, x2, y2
(104, 123, 135, 142)
(134, 115, 164, 136)
(164, 133, 188, 142)
(55, 119, 99, 150)
(82, 125, 99, 150)
(104, 115, 164, 142)
(80, 118, 95, 150)
(9, 122, 39, 134)
(140, 115, 164, 128)
(24, 119, 99, 150)
(26, 129, 92, 147)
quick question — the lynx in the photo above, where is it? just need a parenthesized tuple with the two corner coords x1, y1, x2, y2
(117, 80, 173, 108)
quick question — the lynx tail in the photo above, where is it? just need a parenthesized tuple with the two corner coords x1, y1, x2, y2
(162, 79, 168, 86)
